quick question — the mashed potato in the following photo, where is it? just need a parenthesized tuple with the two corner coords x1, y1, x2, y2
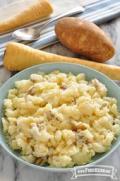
(2, 71, 120, 167)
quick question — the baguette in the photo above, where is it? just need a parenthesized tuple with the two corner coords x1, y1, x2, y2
(4, 42, 120, 80)
(0, 0, 53, 33)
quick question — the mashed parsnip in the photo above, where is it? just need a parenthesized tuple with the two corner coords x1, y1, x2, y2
(2, 71, 120, 167)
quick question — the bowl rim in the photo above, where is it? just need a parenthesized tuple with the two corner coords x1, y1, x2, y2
(0, 62, 120, 172)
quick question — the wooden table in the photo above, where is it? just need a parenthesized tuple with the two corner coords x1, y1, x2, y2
(0, 0, 120, 181)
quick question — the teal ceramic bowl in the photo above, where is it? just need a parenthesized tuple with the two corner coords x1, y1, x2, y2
(0, 63, 120, 172)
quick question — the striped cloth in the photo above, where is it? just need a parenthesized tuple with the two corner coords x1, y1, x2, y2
(0, 0, 120, 65)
